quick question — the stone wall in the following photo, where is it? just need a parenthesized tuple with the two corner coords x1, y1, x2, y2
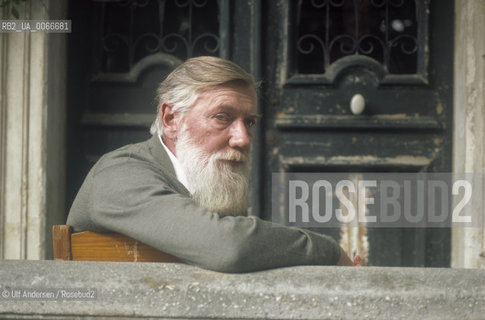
(1, 261, 484, 319)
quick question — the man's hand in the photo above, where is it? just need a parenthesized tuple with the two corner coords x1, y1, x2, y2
(337, 248, 364, 266)
(352, 255, 364, 266)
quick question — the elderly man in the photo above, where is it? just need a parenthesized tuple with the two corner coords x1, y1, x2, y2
(67, 56, 358, 272)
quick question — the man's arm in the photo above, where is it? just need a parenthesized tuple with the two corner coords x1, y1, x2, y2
(81, 161, 342, 272)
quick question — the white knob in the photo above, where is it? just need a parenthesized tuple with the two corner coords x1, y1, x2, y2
(350, 94, 366, 115)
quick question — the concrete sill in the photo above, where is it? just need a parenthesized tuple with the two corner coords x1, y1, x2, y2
(0, 260, 484, 319)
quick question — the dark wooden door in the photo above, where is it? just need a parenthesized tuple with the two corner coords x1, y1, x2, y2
(261, 0, 453, 267)
(67, 0, 453, 267)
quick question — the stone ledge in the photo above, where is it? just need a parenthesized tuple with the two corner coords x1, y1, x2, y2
(0, 260, 484, 319)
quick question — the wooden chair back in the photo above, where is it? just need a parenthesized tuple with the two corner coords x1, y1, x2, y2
(52, 225, 180, 263)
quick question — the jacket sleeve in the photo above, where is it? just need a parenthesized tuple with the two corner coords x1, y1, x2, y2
(88, 160, 341, 273)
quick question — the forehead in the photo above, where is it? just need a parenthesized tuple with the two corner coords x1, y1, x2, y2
(194, 83, 257, 112)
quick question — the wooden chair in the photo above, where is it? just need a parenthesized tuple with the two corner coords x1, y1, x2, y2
(52, 225, 181, 263)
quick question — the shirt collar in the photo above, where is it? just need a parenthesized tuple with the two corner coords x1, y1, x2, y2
(158, 135, 193, 194)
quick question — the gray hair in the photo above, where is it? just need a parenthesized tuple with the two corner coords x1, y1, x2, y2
(150, 56, 256, 137)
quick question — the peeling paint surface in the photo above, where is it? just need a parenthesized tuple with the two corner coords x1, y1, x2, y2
(339, 174, 370, 264)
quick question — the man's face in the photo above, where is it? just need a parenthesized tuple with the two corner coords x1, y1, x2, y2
(174, 83, 259, 215)
(176, 82, 258, 161)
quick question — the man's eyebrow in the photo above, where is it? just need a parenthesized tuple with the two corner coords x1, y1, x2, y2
(248, 112, 263, 119)
(217, 105, 262, 118)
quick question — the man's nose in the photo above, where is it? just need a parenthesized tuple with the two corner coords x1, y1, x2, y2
(228, 119, 251, 150)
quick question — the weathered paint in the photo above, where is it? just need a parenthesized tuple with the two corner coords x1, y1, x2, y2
(339, 174, 370, 264)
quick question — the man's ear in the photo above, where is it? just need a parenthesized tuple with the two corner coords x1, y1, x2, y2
(160, 102, 178, 139)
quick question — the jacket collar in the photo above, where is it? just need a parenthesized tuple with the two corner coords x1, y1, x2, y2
(147, 135, 191, 197)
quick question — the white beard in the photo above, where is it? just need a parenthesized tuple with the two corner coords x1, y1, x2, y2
(175, 128, 250, 216)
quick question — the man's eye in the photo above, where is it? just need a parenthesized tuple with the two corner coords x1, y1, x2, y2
(215, 114, 229, 122)
(245, 119, 256, 128)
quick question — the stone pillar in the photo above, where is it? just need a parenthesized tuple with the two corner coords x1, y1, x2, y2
(452, 0, 485, 268)
(0, 0, 67, 259)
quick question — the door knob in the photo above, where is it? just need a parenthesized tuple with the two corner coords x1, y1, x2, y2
(350, 94, 365, 115)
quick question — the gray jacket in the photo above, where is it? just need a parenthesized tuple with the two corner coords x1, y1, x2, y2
(67, 136, 341, 272)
